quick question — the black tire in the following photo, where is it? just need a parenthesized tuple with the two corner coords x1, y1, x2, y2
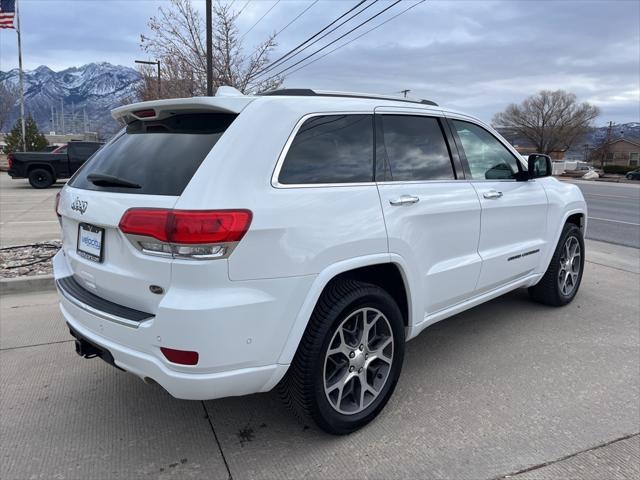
(627, 174, 634, 180)
(529, 223, 585, 306)
(279, 279, 405, 435)
(28, 168, 55, 189)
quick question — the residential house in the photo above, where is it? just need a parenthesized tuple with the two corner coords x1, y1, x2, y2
(596, 138, 640, 167)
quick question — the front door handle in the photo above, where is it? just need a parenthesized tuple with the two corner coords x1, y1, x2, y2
(389, 195, 420, 206)
(483, 190, 503, 199)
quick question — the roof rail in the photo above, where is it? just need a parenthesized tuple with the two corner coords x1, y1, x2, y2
(260, 89, 438, 107)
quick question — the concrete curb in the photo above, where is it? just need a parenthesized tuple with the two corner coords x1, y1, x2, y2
(0, 274, 55, 296)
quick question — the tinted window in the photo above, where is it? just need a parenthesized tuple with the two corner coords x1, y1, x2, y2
(70, 113, 236, 195)
(278, 115, 373, 184)
(452, 120, 520, 180)
(70, 143, 101, 157)
(380, 115, 454, 181)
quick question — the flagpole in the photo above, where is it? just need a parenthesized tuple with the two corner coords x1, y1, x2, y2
(15, 0, 26, 151)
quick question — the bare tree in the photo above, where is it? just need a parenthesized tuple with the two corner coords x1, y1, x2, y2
(139, 0, 282, 99)
(0, 82, 19, 132)
(493, 90, 600, 154)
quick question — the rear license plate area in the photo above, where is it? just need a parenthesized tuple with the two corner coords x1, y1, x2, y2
(77, 223, 104, 262)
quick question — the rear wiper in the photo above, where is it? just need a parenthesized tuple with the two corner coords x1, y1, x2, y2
(87, 173, 141, 189)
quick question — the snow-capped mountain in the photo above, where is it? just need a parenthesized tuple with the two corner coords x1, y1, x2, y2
(0, 62, 142, 136)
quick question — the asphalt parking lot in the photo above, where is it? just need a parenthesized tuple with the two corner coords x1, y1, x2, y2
(1, 240, 638, 479)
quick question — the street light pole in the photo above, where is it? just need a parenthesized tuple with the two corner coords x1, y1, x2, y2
(135, 59, 161, 98)
(206, 0, 213, 96)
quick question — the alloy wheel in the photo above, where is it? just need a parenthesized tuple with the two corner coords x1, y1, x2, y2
(558, 236, 581, 296)
(323, 307, 394, 415)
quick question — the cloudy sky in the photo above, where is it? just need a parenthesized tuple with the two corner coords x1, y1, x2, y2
(1, 0, 638, 125)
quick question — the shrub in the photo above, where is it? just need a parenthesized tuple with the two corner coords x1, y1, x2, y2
(603, 165, 634, 174)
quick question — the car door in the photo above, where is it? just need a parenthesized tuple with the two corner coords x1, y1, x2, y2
(375, 110, 482, 319)
(447, 117, 549, 293)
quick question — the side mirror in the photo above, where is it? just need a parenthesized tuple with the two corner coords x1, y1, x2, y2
(528, 154, 552, 178)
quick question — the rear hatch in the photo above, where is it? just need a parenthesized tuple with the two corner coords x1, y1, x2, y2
(57, 99, 248, 314)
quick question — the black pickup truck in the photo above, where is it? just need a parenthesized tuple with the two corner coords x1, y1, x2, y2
(7, 141, 103, 188)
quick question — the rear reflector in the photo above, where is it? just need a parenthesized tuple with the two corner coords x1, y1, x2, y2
(160, 347, 199, 365)
(119, 209, 252, 244)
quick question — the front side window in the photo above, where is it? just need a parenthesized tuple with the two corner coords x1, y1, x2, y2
(379, 115, 454, 181)
(278, 115, 373, 184)
(452, 120, 521, 180)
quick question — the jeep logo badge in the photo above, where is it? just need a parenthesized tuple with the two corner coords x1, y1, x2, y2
(71, 197, 88, 215)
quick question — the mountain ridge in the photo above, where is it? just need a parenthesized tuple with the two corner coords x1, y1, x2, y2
(0, 62, 142, 136)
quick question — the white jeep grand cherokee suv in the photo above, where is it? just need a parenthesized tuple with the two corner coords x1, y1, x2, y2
(54, 88, 587, 434)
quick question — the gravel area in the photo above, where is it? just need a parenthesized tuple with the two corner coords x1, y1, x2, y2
(0, 241, 61, 278)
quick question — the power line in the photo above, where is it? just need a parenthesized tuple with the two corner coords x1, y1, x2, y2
(241, 0, 281, 40)
(252, 0, 368, 78)
(258, 0, 403, 81)
(256, 0, 379, 79)
(237, 0, 250, 18)
(246, 0, 320, 60)
(274, 0, 320, 37)
(272, 0, 427, 79)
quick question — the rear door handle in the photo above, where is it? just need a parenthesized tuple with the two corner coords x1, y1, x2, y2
(483, 190, 503, 199)
(389, 195, 420, 206)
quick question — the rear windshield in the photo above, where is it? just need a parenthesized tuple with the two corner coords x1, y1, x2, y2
(69, 113, 236, 195)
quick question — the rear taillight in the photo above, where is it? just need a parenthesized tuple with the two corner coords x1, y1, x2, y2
(119, 208, 252, 259)
(7, 153, 13, 169)
(55, 192, 61, 224)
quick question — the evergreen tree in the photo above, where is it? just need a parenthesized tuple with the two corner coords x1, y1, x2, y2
(3, 116, 48, 153)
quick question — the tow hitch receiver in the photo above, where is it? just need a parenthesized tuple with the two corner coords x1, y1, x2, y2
(68, 325, 124, 371)
(74, 338, 100, 358)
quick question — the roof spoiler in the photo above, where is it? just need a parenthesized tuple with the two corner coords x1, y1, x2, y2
(112, 88, 253, 123)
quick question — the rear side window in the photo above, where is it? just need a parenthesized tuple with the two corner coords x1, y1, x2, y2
(70, 113, 236, 195)
(379, 115, 454, 181)
(278, 114, 373, 185)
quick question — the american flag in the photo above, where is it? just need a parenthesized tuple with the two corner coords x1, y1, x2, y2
(0, 0, 16, 29)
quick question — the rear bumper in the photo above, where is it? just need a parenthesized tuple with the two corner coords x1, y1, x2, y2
(61, 304, 287, 399)
(53, 250, 315, 400)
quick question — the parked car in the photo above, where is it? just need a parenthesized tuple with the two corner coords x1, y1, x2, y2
(53, 88, 587, 434)
(7, 141, 103, 188)
(626, 168, 640, 180)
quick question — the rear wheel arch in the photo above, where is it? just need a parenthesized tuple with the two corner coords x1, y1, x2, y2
(277, 258, 413, 366)
(27, 163, 55, 176)
(320, 263, 410, 328)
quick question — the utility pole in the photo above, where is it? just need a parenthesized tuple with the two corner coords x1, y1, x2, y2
(60, 98, 64, 134)
(399, 89, 411, 98)
(206, 0, 213, 96)
(600, 121, 614, 168)
(15, 0, 26, 151)
(135, 59, 161, 98)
